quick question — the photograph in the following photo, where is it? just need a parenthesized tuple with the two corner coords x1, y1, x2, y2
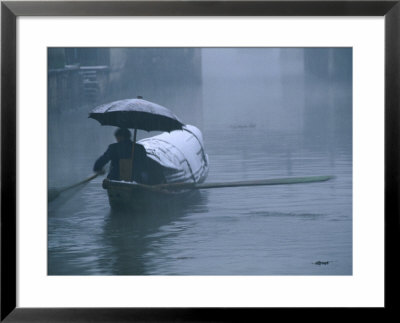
(3, 0, 399, 319)
(47, 47, 352, 276)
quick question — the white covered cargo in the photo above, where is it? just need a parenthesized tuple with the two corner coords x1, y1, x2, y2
(138, 125, 209, 184)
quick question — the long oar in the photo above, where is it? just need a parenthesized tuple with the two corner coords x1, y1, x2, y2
(48, 173, 100, 202)
(104, 175, 334, 192)
(153, 175, 334, 190)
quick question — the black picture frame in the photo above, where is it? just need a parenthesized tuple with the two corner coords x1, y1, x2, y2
(1, 1, 399, 321)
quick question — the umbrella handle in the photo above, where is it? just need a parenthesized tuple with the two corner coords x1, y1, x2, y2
(130, 129, 138, 177)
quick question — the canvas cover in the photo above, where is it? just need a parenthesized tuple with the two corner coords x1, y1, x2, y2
(138, 125, 209, 184)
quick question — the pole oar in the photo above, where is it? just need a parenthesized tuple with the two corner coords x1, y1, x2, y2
(104, 175, 334, 192)
(48, 173, 100, 202)
(153, 175, 335, 190)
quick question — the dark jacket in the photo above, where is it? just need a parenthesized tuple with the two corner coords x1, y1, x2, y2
(93, 140, 164, 184)
(93, 140, 146, 181)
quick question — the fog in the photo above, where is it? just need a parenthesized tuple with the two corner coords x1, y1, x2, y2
(202, 48, 351, 136)
(48, 47, 352, 188)
(48, 48, 352, 275)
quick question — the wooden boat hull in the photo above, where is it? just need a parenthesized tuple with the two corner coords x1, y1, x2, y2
(103, 179, 195, 211)
(102, 125, 209, 210)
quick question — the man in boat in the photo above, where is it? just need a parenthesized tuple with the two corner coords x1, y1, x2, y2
(93, 128, 163, 184)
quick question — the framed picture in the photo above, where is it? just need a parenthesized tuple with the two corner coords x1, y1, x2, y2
(2, 0, 399, 321)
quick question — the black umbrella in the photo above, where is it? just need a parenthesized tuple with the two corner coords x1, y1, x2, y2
(89, 98, 184, 132)
(89, 98, 184, 181)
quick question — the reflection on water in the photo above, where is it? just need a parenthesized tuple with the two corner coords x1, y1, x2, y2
(100, 191, 208, 275)
(48, 187, 209, 275)
(48, 125, 352, 275)
(48, 48, 352, 275)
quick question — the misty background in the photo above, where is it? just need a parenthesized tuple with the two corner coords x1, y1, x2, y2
(48, 48, 352, 275)
(48, 47, 351, 186)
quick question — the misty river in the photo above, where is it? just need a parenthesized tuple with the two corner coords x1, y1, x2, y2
(48, 48, 352, 275)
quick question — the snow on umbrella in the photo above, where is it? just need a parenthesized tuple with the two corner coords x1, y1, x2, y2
(89, 98, 184, 132)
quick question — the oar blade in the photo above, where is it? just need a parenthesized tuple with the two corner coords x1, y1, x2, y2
(48, 173, 100, 202)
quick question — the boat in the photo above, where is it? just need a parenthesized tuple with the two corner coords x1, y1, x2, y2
(102, 124, 209, 210)
(85, 98, 334, 211)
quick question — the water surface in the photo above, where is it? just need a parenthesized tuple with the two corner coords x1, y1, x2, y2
(48, 48, 352, 275)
